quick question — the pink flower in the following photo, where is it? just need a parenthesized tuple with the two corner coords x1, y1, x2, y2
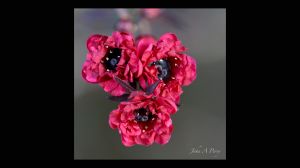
(154, 33, 197, 86)
(109, 91, 176, 146)
(115, 18, 135, 33)
(82, 31, 143, 96)
(141, 8, 161, 19)
(82, 32, 198, 147)
(137, 33, 196, 104)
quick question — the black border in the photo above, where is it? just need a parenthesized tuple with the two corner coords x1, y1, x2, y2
(13, 5, 236, 161)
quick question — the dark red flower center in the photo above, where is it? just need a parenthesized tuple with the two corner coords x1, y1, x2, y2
(101, 48, 121, 71)
(134, 108, 157, 132)
(152, 57, 181, 82)
(135, 108, 153, 122)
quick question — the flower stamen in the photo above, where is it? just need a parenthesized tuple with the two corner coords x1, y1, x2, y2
(101, 48, 122, 71)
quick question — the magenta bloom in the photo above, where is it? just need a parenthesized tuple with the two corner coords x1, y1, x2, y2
(109, 91, 176, 146)
(152, 33, 197, 86)
(115, 18, 135, 33)
(82, 31, 143, 96)
(82, 31, 198, 147)
(137, 33, 196, 104)
(141, 8, 161, 19)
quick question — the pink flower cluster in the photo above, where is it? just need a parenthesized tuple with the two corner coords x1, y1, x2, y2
(82, 31, 197, 146)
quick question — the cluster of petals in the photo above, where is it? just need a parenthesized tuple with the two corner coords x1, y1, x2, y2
(82, 31, 196, 146)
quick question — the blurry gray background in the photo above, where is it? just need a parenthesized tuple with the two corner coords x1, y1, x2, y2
(74, 8, 226, 159)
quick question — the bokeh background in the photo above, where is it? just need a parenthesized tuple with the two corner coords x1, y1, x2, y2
(74, 8, 226, 159)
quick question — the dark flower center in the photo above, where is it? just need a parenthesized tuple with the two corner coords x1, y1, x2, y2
(134, 108, 157, 132)
(102, 48, 121, 71)
(152, 57, 180, 82)
(135, 108, 153, 122)
(154, 59, 171, 81)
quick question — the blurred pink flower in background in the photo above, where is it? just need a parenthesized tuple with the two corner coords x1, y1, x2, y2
(115, 18, 136, 33)
(141, 8, 161, 19)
